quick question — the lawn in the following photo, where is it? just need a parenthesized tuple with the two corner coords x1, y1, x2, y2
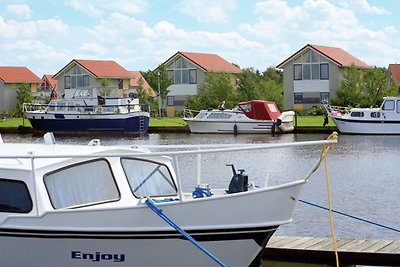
(0, 115, 335, 128)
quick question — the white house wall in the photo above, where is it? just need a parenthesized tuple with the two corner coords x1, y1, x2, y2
(294, 80, 329, 92)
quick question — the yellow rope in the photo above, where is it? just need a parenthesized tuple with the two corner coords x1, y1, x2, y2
(322, 132, 339, 267)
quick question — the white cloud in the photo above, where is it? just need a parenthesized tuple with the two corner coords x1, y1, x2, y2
(79, 43, 108, 55)
(65, 0, 147, 17)
(6, 4, 32, 19)
(0, 17, 69, 39)
(239, 0, 395, 67)
(339, 0, 388, 15)
(178, 0, 237, 23)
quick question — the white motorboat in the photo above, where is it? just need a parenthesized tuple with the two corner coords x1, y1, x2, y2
(183, 100, 295, 134)
(325, 96, 400, 134)
(23, 88, 150, 134)
(0, 132, 337, 267)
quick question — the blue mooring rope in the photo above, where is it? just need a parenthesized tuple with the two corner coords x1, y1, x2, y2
(299, 199, 400, 233)
(145, 198, 227, 267)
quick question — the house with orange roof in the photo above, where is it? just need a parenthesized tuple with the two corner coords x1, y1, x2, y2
(0, 66, 41, 113)
(37, 74, 58, 100)
(160, 51, 241, 116)
(277, 44, 369, 110)
(388, 64, 400, 92)
(53, 59, 134, 99)
(128, 71, 156, 97)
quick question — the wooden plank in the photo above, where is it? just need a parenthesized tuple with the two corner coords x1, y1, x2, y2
(337, 239, 366, 251)
(350, 240, 382, 252)
(268, 236, 302, 248)
(376, 240, 400, 253)
(304, 238, 333, 250)
(319, 238, 353, 251)
(281, 236, 317, 249)
(362, 239, 393, 253)
(293, 237, 327, 249)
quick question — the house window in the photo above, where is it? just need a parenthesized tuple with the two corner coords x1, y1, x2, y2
(303, 64, 311, 80)
(294, 64, 302, 80)
(320, 92, 329, 103)
(167, 96, 174, 106)
(312, 64, 319, 80)
(0, 179, 32, 213)
(119, 79, 123, 89)
(174, 70, 182, 84)
(168, 70, 174, 84)
(64, 76, 71, 89)
(189, 69, 197, 84)
(83, 75, 89, 87)
(320, 63, 329, 80)
(294, 93, 303, 104)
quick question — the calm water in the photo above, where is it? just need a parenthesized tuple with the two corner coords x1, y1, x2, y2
(2, 132, 399, 241)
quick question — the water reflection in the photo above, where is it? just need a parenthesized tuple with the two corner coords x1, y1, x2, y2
(2, 132, 399, 240)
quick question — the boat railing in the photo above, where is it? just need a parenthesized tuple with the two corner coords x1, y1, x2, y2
(0, 132, 338, 204)
(183, 108, 200, 118)
(324, 104, 351, 115)
(23, 102, 149, 114)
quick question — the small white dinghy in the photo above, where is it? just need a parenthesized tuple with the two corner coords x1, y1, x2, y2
(0, 132, 337, 267)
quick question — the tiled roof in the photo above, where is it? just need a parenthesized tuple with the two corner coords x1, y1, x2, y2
(43, 74, 57, 89)
(164, 51, 241, 73)
(0, 66, 41, 83)
(53, 59, 132, 79)
(277, 44, 369, 68)
(389, 64, 400, 86)
(128, 71, 156, 96)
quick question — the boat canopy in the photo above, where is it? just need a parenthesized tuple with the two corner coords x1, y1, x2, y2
(238, 100, 281, 120)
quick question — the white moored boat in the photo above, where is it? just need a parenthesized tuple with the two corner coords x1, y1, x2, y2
(184, 100, 295, 134)
(325, 96, 400, 134)
(0, 132, 337, 267)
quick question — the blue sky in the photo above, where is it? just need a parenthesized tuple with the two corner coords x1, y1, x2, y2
(0, 0, 399, 76)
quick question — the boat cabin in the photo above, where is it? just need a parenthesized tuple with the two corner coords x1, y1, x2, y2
(238, 100, 281, 120)
(0, 143, 178, 217)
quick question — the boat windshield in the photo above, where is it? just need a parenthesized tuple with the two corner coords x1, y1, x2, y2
(121, 158, 177, 198)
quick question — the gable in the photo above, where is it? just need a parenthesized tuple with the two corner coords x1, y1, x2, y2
(53, 59, 132, 79)
(277, 44, 368, 69)
(163, 51, 241, 74)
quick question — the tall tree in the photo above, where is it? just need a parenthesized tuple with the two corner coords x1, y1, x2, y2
(332, 66, 397, 107)
(185, 72, 236, 110)
(15, 83, 32, 117)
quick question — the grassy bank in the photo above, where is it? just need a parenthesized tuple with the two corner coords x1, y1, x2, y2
(0, 115, 334, 128)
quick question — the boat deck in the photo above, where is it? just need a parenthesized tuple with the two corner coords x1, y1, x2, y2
(264, 235, 400, 266)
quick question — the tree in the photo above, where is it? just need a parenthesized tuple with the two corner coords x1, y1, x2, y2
(136, 77, 157, 113)
(14, 83, 32, 117)
(142, 65, 172, 116)
(185, 72, 236, 110)
(331, 66, 398, 107)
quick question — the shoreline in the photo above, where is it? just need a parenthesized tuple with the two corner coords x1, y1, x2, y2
(0, 125, 338, 134)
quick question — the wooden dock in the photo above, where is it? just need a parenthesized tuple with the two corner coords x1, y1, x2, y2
(263, 236, 400, 266)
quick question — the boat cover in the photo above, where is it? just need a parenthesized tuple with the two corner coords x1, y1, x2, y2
(238, 100, 281, 120)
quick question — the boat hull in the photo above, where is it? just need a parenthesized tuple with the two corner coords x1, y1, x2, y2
(332, 117, 400, 134)
(185, 119, 276, 134)
(25, 113, 150, 134)
(0, 181, 305, 267)
(0, 227, 275, 266)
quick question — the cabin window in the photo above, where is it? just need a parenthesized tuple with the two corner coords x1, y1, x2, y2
(382, 100, 395, 111)
(207, 113, 233, 119)
(121, 158, 177, 198)
(370, 112, 380, 118)
(350, 111, 364, 117)
(44, 159, 120, 209)
(0, 179, 32, 213)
